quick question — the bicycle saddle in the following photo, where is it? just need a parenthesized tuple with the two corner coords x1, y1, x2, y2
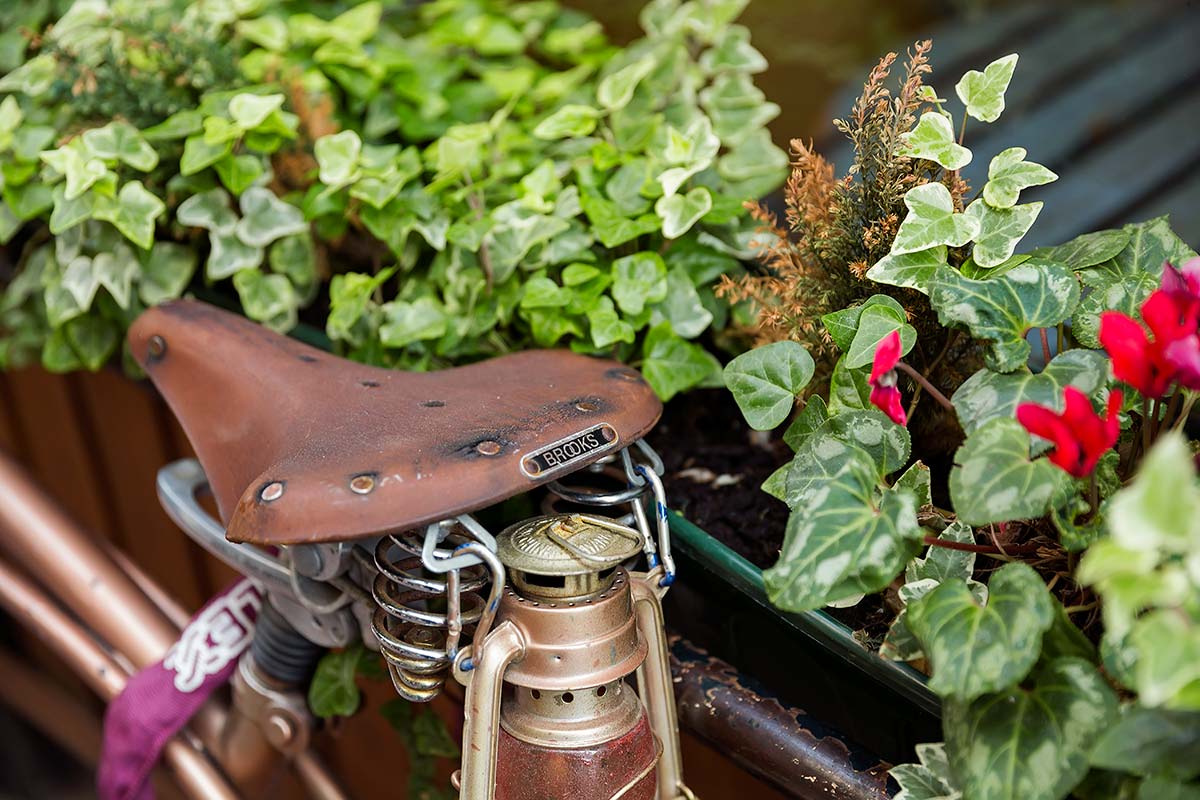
(128, 300, 661, 546)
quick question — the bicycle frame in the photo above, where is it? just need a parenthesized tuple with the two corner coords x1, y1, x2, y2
(0, 449, 350, 800)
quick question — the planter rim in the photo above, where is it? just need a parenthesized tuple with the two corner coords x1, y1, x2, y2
(668, 511, 941, 718)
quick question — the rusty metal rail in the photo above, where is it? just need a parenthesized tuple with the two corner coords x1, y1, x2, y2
(670, 637, 893, 799)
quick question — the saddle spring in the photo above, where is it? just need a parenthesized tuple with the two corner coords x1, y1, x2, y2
(369, 528, 488, 702)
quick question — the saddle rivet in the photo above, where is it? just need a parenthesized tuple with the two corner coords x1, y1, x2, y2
(575, 400, 598, 412)
(147, 335, 167, 359)
(476, 440, 502, 456)
(260, 482, 284, 502)
(350, 474, 375, 494)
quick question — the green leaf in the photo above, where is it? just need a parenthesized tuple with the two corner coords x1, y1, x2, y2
(379, 298, 447, 348)
(81, 121, 159, 171)
(983, 147, 1057, 208)
(92, 181, 165, 250)
(1137, 777, 1200, 800)
(41, 327, 83, 373)
(723, 341, 814, 430)
(612, 252, 668, 315)
(908, 562, 1054, 700)
(228, 93, 285, 129)
(943, 658, 1118, 800)
(315, 130, 362, 189)
(177, 189, 237, 233)
(233, 269, 298, 332)
(597, 56, 655, 111)
(139, 242, 197, 305)
(1108, 432, 1200, 554)
(214, 154, 265, 196)
(1091, 706, 1200, 781)
(955, 53, 1018, 123)
(180, 135, 233, 176)
(949, 418, 1073, 526)
(142, 109, 204, 141)
(866, 246, 949, 295)
(908, 521, 976, 584)
(821, 294, 907, 352)
(898, 112, 972, 170)
(655, 187, 712, 239)
(580, 191, 660, 248)
(891, 743, 962, 800)
(533, 105, 601, 140)
(640, 322, 722, 401)
(63, 314, 119, 371)
(1030, 228, 1130, 275)
(40, 144, 109, 200)
(892, 183, 980, 255)
(765, 442, 922, 613)
(236, 16, 289, 51)
(1131, 609, 1200, 710)
(1111, 216, 1198, 277)
(699, 25, 767, 74)
(929, 259, 1080, 372)
(965, 200, 1042, 268)
(308, 647, 364, 718)
(651, 266, 712, 339)
(48, 184, 95, 234)
(951, 349, 1109, 435)
(1072, 269, 1156, 349)
(519, 276, 571, 309)
(587, 296, 636, 348)
(844, 305, 917, 370)
(207, 231, 264, 281)
(236, 187, 307, 247)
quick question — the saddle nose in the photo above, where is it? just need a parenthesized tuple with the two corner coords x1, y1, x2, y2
(129, 300, 662, 545)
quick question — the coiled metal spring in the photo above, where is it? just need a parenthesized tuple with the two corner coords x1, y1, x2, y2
(370, 530, 487, 702)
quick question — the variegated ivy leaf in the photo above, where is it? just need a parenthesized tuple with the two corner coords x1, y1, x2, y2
(982, 147, 1057, 208)
(698, 25, 767, 74)
(139, 242, 197, 306)
(866, 246, 948, 295)
(944, 658, 1117, 800)
(597, 56, 656, 111)
(228, 93, 285, 130)
(612, 252, 668, 315)
(844, 305, 917, 370)
(379, 298, 448, 348)
(233, 269, 298, 333)
(1092, 708, 1200, 783)
(955, 53, 1018, 123)
(236, 16, 289, 51)
(891, 743, 962, 800)
(91, 181, 166, 250)
(1030, 228, 1131, 279)
(765, 439, 922, 613)
(965, 199, 1041, 268)
(81, 121, 159, 172)
(929, 259, 1079, 372)
(48, 184, 94, 234)
(236, 187, 307, 247)
(207, 230, 264, 280)
(1107, 433, 1200, 556)
(655, 186, 712, 239)
(177, 189, 237, 234)
(40, 142, 109, 200)
(532, 104, 601, 140)
(952, 349, 1109, 434)
(314, 130, 362, 189)
(898, 112, 972, 171)
(723, 340, 814, 430)
(1131, 611, 1200, 712)
(908, 562, 1054, 700)
(948, 418, 1072, 526)
(892, 183, 980, 255)
(657, 116, 721, 196)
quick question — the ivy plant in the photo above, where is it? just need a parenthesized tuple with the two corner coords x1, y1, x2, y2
(725, 50, 1200, 800)
(0, 0, 786, 399)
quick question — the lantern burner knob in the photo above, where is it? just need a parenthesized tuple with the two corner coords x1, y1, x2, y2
(495, 513, 643, 600)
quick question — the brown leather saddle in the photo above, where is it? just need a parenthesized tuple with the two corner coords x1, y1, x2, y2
(129, 300, 661, 546)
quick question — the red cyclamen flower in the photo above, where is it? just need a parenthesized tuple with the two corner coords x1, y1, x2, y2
(1098, 289, 1193, 399)
(1016, 386, 1123, 478)
(869, 330, 907, 425)
(1160, 258, 1200, 389)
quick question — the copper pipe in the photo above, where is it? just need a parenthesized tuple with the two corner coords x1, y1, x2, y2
(109, 545, 193, 629)
(458, 621, 525, 800)
(631, 577, 686, 800)
(0, 557, 241, 800)
(0, 647, 102, 766)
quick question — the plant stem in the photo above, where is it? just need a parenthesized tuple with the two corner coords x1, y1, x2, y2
(897, 361, 955, 413)
(1057, 322, 1067, 352)
(922, 534, 1039, 556)
(1039, 328, 1053, 363)
(1142, 396, 1152, 455)
(1164, 389, 1184, 429)
(1151, 397, 1163, 440)
(1174, 392, 1198, 432)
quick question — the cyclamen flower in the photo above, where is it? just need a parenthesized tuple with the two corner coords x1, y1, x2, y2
(1098, 290, 1192, 398)
(1160, 257, 1200, 389)
(1159, 257, 1200, 317)
(1016, 386, 1123, 478)
(869, 330, 907, 426)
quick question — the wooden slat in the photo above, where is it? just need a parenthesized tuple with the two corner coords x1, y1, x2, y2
(1024, 88, 1200, 247)
(72, 369, 209, 611)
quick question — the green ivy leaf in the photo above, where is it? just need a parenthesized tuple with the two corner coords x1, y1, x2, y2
(315, 130, 362, 189)
(587, 296, 636, 348)
(821, 294, 907, 351)
(233, 269, 298, 332)
(236, 187, 307, 247)
(379, 298, 447, 348)
(612, 252, 667, 315)
(519, 275, 571, 309)
(723, 340, 814, 430)
(651, 266, 712, 339)
(180, 134, 233, 176)
(228, 93, 285, 129)
(139, 242, 197, 305)
(207, 231, 264, 281)
(597, 56, 655, 111)
(898, 112, 972, 171)
(641, 322, 722, 401)
(177, 189, 237, 234)
(1030, 228, 1130, 277)
(1107, 433, 1200, 555)
(40, 144, 109, 200)
(699, 25, 767, 74)
(892, 183, 980, 255)
(943, 658, 1117, 800)
(1131, 610, 1200, 711)
(308, 646, 365, 718)
(81, 121, 159, 171)
(533, 105, 601, 139)
(63, 314, 119, 371)
(580, 191, 660, 248)
(236, 16, 289, 51)
(955, 53, 1018, 123)
(965, 199, 1042, 269)
(142, 109, 204, 141)
(890, 743, 962, 800)
(655, 186, 712, 239)
(949, 418, 1073, 526)
(866, 246, 948, 295)
(929, 259, 1080, 373)
(268, 234, 316, 289)
(983, 147, 1057, 208)
(908, 562, 1054, 700)
(48, 184, 95, 234)
(844, 305, 917, 370)
(214, 154, 265, 196)
(951, 349, 1109, 435)
(92, 181, 165, 250)
(1091, 706, 1200, 781)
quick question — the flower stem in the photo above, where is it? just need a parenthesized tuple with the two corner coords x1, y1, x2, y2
(1142, 396, 1152, 455)
(1151, 397, 1163, 440)
(1173, 392, 1198, 432)
(922, 534, 1039, 557)
(1039, 328, 1053, 363)
(897, 361, 955, 413)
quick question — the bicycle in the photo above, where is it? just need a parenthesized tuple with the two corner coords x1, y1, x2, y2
(0, 298, 694, 800)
